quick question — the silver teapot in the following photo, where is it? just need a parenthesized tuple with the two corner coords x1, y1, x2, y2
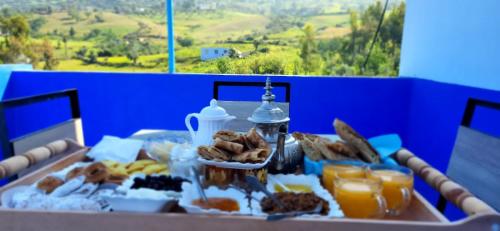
(248, 78, 302, 173)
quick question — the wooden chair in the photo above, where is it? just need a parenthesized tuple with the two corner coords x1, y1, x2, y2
(0, 89, 84, 179)
(436, 98, 500, 213)
(213, 80, 291, 132)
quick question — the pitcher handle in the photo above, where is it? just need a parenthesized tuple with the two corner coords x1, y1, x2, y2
(185, 113, 199, 142)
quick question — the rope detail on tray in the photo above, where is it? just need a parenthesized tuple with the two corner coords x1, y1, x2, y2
(395, 149, 496, 216)
(0, 140, 70, 179)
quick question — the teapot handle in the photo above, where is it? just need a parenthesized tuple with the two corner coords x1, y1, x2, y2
(185, 113, 199, 142)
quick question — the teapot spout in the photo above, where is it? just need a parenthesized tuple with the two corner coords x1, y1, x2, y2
(274, 125, 288, 171)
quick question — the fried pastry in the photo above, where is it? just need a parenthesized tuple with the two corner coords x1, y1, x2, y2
(198, 146, 231, 161)
(333, 118, 380, 163)
(232, 148, 269, 163)
(214, 138, 244, 154)
(314, 138, 352, 161)
(84, 162, 109, 183)
(65, 167, 85, 181)
(37, 176, 64, 194)
(293, 132, 323, 161)
(213, 130, 241, 142)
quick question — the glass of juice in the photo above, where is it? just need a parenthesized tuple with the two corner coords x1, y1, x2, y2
(367, 164, 414, 216)
(322, 161, 366, 196)
(334, 176, 387, 219)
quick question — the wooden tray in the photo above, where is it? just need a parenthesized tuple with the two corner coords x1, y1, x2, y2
(1, 149, 498, 231)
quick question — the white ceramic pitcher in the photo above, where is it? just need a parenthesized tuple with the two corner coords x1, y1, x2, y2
(185, 99, 236, 147)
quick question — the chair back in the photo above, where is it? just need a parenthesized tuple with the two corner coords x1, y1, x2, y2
(439, 98, 500, 212)
(0, 89, 83, 179)
(213, 80, 291, 132)
(446, 126, 500, 211)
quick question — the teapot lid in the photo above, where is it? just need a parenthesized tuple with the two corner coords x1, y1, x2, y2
(248, 77, 290, 124)
(199, 99, 232, 120)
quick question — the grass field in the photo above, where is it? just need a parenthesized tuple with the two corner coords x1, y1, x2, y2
(39, 12, 166, 38)
(30, 10, 351, 73)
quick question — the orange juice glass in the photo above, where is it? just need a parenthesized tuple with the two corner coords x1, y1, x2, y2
(368, 165, 414, 216)
(334, 176, 387, 219)
(322, 162, 366, 196)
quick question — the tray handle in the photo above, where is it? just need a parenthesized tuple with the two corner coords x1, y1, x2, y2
(0, 139, 80, 180)
(395, 149, 496, 216)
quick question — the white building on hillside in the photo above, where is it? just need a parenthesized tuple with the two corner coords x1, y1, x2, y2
(201, 48, 231, 61)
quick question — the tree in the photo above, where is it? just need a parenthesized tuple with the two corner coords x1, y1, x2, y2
(75, 46, 88, 60)
(69, 27, 76, 38)
(253, 40, 261, 52)
(36, 40, 58, 70)
(0, 15, 32, 64)
(176, 36, 194, 47)
(86, 51, 97, 64)
(29, 17, 47, 35)
(62, 36, 68, 58)
(216, 58, 231, 74)
(299, 24, 321, 74)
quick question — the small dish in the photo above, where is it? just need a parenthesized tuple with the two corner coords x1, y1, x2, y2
(178, 182, 254, 215)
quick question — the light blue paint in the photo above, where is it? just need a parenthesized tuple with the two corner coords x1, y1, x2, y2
(166, 0, 175, 73)
(400, 0, 500, 91)
(0, 64, 33, 99)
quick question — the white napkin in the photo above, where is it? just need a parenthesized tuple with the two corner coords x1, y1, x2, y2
(86, 136, 144, 163)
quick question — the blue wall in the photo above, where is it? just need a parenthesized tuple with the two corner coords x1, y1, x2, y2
(2, 71, 500, 220)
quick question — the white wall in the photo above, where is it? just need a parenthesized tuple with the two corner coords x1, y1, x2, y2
(400, 0, 500, 91)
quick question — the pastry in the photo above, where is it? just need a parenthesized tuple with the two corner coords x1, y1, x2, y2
(333, 119, 380, 163)
(37, 176, 64, 194)
(293, 132, 323, 161)
(83, 162, 109, 183)
(214, 138, 244, 154)
(232, 148, 268, 163)
(213, 130, 241, 142)
(198, 146, 231, 161)
(198, 129, 271, 163)
(65, 167, 85, 181)
(314, 138, 354, 161)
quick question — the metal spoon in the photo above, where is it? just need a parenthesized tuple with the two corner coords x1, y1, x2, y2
(266, 202, 323, 221)
(190, 167, 208, 202)
(244, 176, 285, 208)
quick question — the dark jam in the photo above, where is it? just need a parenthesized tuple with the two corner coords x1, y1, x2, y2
(131, 175, 187, 192)
(192, 198, 240, 212)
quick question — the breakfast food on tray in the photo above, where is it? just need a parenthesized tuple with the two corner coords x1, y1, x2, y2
(260, 192, 329, 215)
(197, 129, 271, 163)
(131, 175, 186, 192)
(37, 176, 65, 194)
(334, 119, 380, 163)
(191, 198, 240, 212)
(84, 162, 109, 183)
(294, 118, 381, 163)
(101, 159, 169, 180)
(65, 167, 85, 181)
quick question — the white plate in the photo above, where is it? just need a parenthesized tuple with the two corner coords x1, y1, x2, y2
(197, 148, 274, 170)
(253, 174, 344, 218)
(178, 182, 255, 215)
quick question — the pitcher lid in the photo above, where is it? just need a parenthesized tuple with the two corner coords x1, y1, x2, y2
(199, 99, 232, 120)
